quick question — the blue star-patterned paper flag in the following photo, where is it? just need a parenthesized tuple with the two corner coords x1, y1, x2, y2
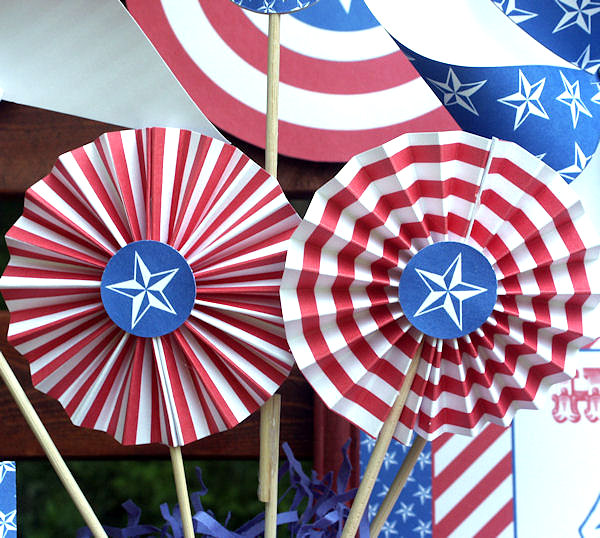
(360, 435, 432, 538)
(0, 462, 16, 538)
(229, 0, 321, 14)
(364, 0, 600, 182)
(492, 0, 600, 73)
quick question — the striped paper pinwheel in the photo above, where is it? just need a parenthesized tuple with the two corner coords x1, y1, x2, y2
(0, 127, 300, 447)
(281, 130, 600, 445)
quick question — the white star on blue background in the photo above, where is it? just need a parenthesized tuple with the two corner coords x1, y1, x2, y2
(553, 0, 600, 34)
(559, 142, 593, 180)
(106, 252, 179, 330)
(494, 0, 538, 24)
(556, 71, 593, 127)
(428, 68, 487, 116)
(414, 253, 488, 331)
(498, 70, 549, 129)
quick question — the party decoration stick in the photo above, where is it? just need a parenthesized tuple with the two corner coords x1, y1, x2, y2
(342, 342, 423, 538)
(281, 130, 600, 535)
(169, 446, 194, 538)
(0, 127, 300, 536)
(224, 3, 317, 535)
(0, 352, 107, 538)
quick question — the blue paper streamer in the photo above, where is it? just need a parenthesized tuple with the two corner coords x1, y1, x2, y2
(78, 441, 366, 537)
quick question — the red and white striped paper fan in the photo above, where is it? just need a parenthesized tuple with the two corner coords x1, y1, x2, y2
(0, 127, 300, 447)
(281, 130, 600, 444)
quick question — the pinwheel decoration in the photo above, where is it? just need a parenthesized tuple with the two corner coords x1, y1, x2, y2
(282, 129, 600, 444)
(0, 127, 300, 448)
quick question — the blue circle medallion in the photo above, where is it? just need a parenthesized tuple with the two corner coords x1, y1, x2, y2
(398, 242, 497, 339)
(230, 0, 321, 14)
(101, 240, 196, 338)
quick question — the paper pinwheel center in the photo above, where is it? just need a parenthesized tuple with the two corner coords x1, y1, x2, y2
(229, 0, 321, 14)
(101, 241, 196, 338)
(398, 242, 497, 339)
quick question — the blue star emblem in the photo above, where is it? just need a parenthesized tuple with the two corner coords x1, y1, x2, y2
(106, 252, 179, 330)
(101, 241, 196, 338)
(399, 242, 497, 339)
(414, 254, 487, 332)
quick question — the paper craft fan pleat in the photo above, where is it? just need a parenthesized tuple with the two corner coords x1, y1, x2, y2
(281, 130, 600, 444)
(1, 127, 300, 446)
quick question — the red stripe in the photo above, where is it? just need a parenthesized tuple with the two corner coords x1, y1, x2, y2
(127, 0, 459, 162)
(435, 452, 513, 536)
(200, 0, 417, 94)
(473, 500, 514, 538)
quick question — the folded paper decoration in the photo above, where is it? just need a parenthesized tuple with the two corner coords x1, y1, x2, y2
(128, 0, 457, 162)
(364, 0, 600, 182)
(491, 0, 600, 73)
(0, 127, 300, 446)
(281, 130, 600, 444)
(0, 0, 223, 139)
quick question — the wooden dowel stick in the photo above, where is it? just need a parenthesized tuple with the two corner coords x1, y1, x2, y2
(169, 446, 195, 538)
(260, 394, 281, 538)
(265, 12, 280, 178)
(258, 12, 282, 538)
(341, 343, 423, 538)
(0, 351, 108, 538)
(370, 435, 427, 537)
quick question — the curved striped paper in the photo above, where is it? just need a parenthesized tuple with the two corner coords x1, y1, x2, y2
(0, 127, 300, 447)
(281, 130, 600, 444)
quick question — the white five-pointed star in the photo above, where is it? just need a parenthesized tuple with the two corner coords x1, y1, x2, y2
(427, 68, 487, 116)
(592, 82, 600, 105)
(494, 0, 538, 24)
(381, 520, 399, 537)
(338, 0, 352, 13)
(413, 484, 432, 505)
(414, 253, 488, 331)
(0, 462, 15, 483)
(498, 70, 549, 129)
(575, 44, 600, 72)
(558, 142, 593, 181)
(413, 519, 433, 538)
(0, 510, 16, 537)
(556, 71, 593, 127)
(553, 0, 600, 34)
(395, 501, 416, 523)
(106, 252, 179, 329)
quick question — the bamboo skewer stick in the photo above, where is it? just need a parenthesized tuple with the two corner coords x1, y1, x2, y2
(258, 14, 282, 538)
(0, 351, 108, 538)
(169, 446, 195, 538)
(341, 342, 424, 538)
(370, 435, 427, 537)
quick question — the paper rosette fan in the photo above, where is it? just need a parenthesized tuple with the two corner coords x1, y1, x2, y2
(281, 130, 600, 444)
(0, 127, 300, 447)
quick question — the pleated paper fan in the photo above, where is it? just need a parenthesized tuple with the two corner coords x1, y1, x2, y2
(281, 130, 600, 444)
(0, 127, 301, 447)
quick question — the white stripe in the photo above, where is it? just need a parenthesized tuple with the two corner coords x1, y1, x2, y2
(449, 475, 513, 538)
(433, 434, 476, 476)
(364, 0, 573, 69)
(435, 429, 512, 522)
(243, 7, 399, 61)
(163, 0, 444, 130)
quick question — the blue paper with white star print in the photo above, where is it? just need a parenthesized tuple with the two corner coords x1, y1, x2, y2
(399, 242, 497, 339)
(229, 0, 321, 14)
(360, 434, 432, 538)
(492, 0, 600, 74)
(392, 38, 600, 182)
(101, 241, 196, 338)
(0, 462, 16, 538)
